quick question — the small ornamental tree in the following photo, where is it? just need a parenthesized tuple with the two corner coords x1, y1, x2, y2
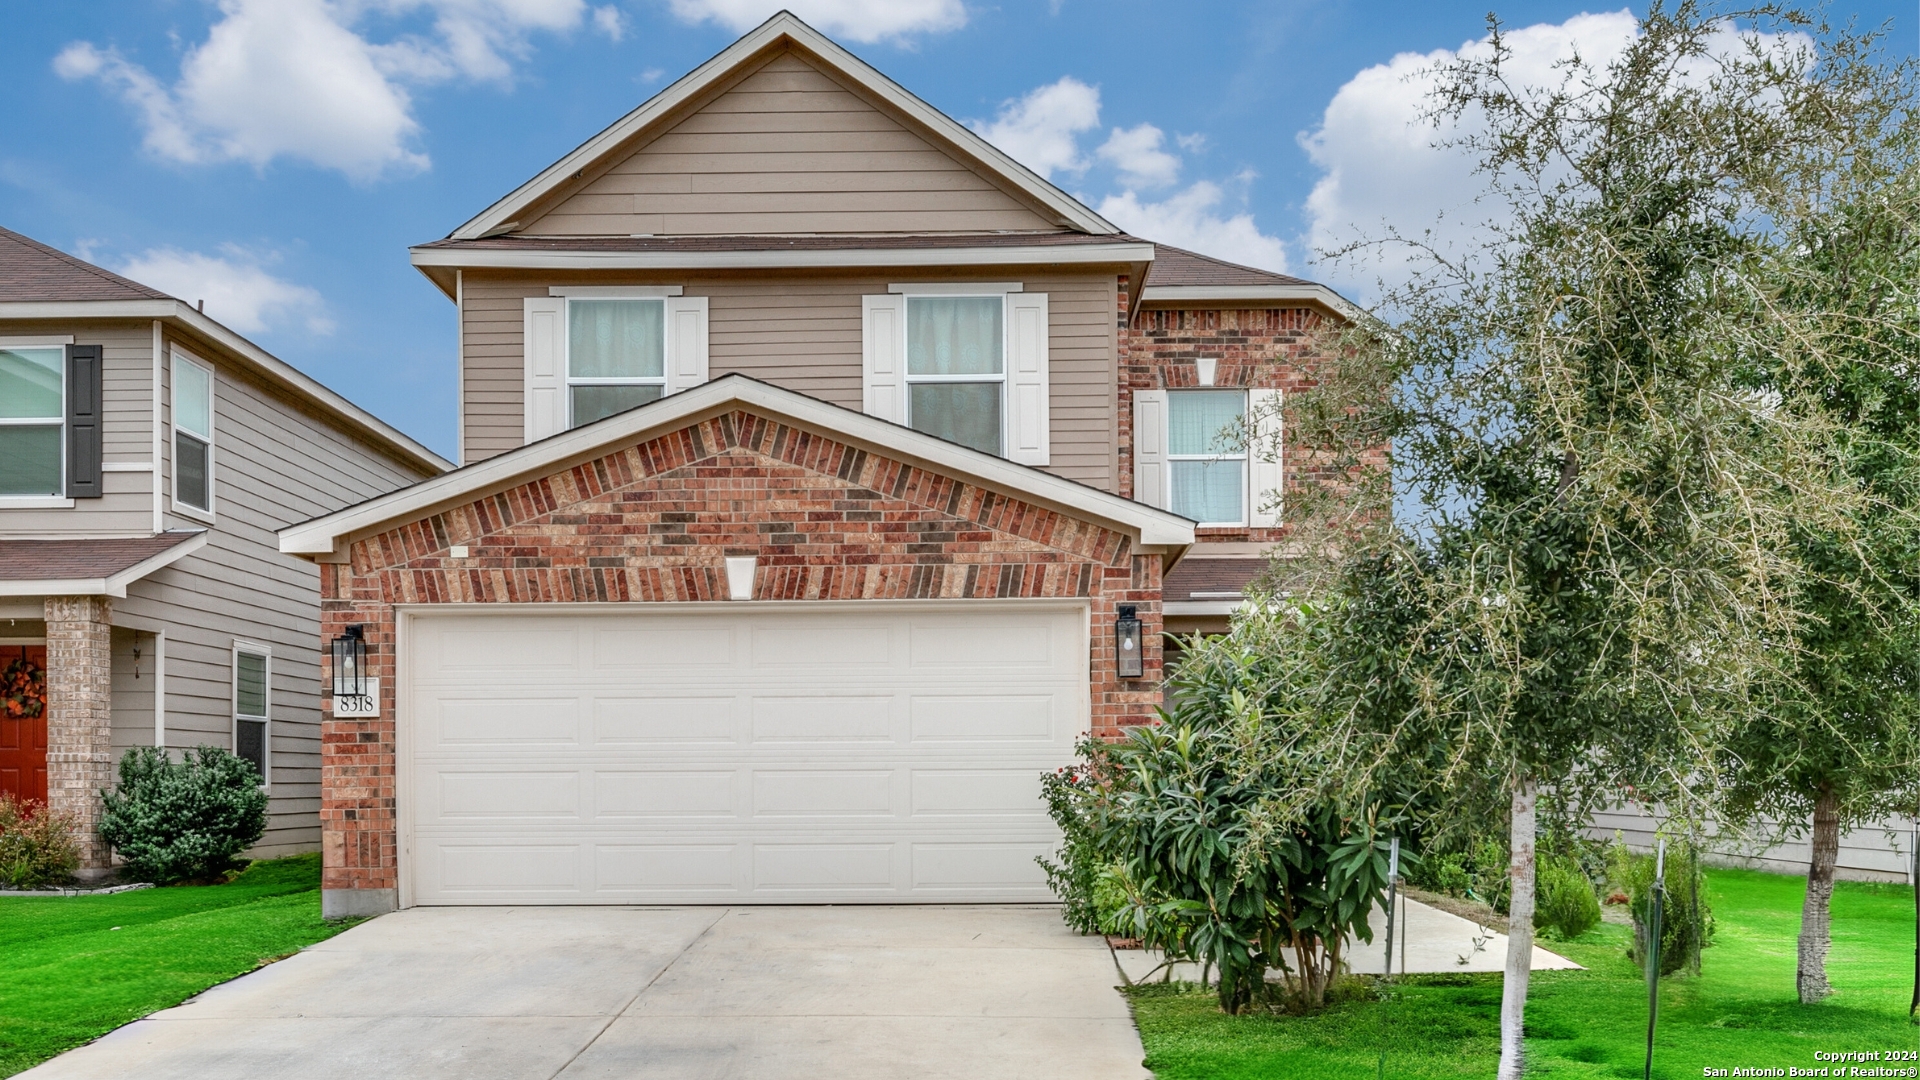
(100, 746, 268, 884)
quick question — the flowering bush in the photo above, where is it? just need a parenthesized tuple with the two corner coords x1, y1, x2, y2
(0, 795, 80, 889)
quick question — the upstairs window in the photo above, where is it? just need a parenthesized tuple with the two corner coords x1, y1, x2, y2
(568, 299, 665, 428)
(1168, 390, 1248, 527)
(0, 347, 63, 496)
(905, 296, 1004, 456)
(172, 352, 214, 514)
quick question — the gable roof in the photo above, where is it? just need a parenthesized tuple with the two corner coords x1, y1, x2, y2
(0, 227, 169, 302)
(0, 227, 450, 476)
(446, 11, 1118, 242)
(281, 374, 1195, 558)
(1141, 243, 1358, 317)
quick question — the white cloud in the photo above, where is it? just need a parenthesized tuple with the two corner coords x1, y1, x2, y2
(1099, 181, 1290, 273)
(970, 76, 1102, 179)
(591, 5, 625, 40)
(665, 0, 966, 43)
(1097, 123, 1180, 189)
(118, 247, 332, 336)
(1298, 10, 1799, 294)
(56, 0, 597, 180)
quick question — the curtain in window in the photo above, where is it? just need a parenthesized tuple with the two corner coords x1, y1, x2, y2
(569, 300, 664, 379)
(907, 297, 1002, 375)
(909, 383, 1002, 455)
(571, 384, 665, 426)
(1172, 459, 1245, 523)
(1168, 390, 1245, 455)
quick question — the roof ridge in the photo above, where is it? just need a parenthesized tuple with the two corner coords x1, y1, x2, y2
(0, 226, 170, 300)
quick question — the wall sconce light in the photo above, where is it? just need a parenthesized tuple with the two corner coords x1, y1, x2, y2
(331, 625, 367, 699)
(1115, 604, 1143, 679)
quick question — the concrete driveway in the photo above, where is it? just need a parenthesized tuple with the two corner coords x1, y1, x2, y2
(21, 905, 1149, 1080)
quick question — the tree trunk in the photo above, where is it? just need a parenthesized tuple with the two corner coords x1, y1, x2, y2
(1498, 778, 1537, 1080)
(1797, 786, 1840, 1004)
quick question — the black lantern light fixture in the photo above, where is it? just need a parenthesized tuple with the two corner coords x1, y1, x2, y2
(1115, 604, 1143, 679)
(330, 624, 367, 699)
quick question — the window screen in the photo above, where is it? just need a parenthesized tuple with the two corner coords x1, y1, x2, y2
(905, 296, 1004, 455)
(173, 355, 213, 512)
(0, 347, 64, 496)
(1168, 390, 1247, 525)
(235, 649, 268, 783)
(568, 299, 665, 429)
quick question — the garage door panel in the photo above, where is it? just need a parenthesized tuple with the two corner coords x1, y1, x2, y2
(426, 626, 581, 672)
(749, 695, 894, 743)
(427, 696, 582, 747)
(596, 844, 738, 891)
(438, 770, 582, 820)
(593, 696, 737, 744)
(752, 844, 895, 890)
(909, 694, 1063, 744)
(405, 604, 1087, 904)
(592, 627, 736, 670)
(595, 770, 737, 818)
(911, 842, 1054, 890)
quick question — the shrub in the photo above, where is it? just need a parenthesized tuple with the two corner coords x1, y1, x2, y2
(0, 796, 80, 889)
(99, 746, 268, 884)
(1038, 753, 1110, 935)
(1610, 837, 1714, 976)
(1534, 853, 1602, 940)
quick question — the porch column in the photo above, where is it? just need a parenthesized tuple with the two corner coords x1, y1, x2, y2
(45, 596, 114, 870)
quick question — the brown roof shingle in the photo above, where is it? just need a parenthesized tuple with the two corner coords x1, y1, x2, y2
(1144, 244, 1313, 288)
(0, 227, 170, 303)
(0, 533, 202, 583)
(415, 231, 1139, 254)
(1163, 557, 1268, 601)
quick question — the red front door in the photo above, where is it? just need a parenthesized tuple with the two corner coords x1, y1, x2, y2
(0, 645, 48, 806)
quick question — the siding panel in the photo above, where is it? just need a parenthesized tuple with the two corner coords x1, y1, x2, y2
(521, 51, 1057, 236)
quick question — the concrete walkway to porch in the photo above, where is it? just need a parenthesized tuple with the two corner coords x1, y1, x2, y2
(20, 904, 1149, 1080)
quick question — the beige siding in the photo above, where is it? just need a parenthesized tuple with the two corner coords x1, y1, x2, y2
(0, 321, 157, 534)
(522, 51, 1059, 236)
(2, 317, 437, 857)
(460, 270, 1119, 491)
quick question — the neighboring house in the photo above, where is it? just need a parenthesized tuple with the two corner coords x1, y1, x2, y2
(0, 227, 450, 874)
(279, 12, 1355, 916)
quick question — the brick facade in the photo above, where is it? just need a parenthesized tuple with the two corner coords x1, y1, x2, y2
(317, 408, 1167, 898)
(44, 595, 113, 870)
(1121, 297, 1349, 544)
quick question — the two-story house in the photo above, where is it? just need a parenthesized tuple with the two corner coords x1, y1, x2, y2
(279, 12, 1353, 917)
(0, 227, 449, 875)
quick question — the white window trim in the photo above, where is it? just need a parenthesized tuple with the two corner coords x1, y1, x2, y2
(563, 295, 668, 429)
(1168, 388, 1250, 528)
(231, 640, 271, 790)
(170, 349, 216, 523)
(900, 291, 1011, 457)
(0, 340, 70, 502)
(548, 285, 684, 298)
(888, 282, 1023, 295)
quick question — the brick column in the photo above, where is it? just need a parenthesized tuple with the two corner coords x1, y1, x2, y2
(45, 596, 114, 870)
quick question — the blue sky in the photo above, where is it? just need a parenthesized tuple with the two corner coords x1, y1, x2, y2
(3, 1, 1913, 460)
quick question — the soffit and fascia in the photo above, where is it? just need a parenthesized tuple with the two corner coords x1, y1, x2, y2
(280, 374, 1196, 562)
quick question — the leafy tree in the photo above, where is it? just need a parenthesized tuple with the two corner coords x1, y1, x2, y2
(1714, 36, 1920, 1002)
(1278, 5, 1900, 1074)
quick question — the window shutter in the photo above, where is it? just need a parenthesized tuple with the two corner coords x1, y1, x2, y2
(1132, 389, 1169, 509)
(861, 294, 905, 423)
(1005, 292, 1050, 466)
(1249, 388, 1284, 527)
(663, 295, 710, 395)
(65, 344, 104, 499)
(523, 297, 565, 442)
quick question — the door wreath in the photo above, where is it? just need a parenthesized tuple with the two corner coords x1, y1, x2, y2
(1, 653, 45, 719)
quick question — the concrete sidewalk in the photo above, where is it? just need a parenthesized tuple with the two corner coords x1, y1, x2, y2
(22, 905, 1149, 1080)
(1111, 896, 1580, 983)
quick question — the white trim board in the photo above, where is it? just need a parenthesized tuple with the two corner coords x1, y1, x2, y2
(281, 374, 1196, 557)
(445, 12, 1117, 242)
(412, 242, 1153, 274)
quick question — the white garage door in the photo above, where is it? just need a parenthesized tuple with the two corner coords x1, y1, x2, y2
(402, 603, 1088, 905)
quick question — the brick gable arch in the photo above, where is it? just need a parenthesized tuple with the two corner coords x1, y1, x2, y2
(318, 407, 1162, 901)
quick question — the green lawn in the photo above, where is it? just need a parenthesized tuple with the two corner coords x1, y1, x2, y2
(0, 855, 358, 1078)
(1129, 868, 1920, 1080)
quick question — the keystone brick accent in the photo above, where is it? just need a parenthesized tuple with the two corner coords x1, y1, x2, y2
(316, 408, 1167, 896)
(44, 595, 113, 869)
